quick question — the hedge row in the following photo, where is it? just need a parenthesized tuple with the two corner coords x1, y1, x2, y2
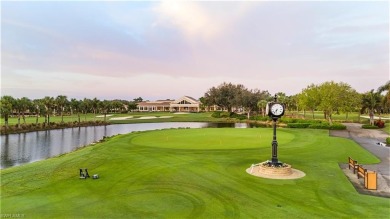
(361, 124, 380, 129)
(1, 120, 111, 135)
(287, 122, 346, 130)
(211, 111, 247, 120)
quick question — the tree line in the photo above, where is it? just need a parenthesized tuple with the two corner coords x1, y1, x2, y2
(202, 81, 389, 124)
(0, 96, 144, 128)
(1, 80, 389, 128)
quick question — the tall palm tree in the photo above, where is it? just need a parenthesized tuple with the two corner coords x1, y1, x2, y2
(13, 98, 22, 128)
(31, 99, 44, 125)
(99, 100, 112, 123)
(70, 98, 82, 124)
(361, 90, 381, 125)
(19, 97, 31, 125)
(257, 100, 268, 117)
(0, 96, 15, 129)
(82, 98, 92, 121)
(56, 95, 68, 123)
(377, 81, 390, 114)
(92, 98, 100, 115)
(42, 96, 55, 125)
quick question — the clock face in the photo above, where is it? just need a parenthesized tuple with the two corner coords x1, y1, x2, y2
(270, 103, 284, 116)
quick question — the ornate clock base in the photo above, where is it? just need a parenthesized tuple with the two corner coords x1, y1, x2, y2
(246, 161, 306, 179)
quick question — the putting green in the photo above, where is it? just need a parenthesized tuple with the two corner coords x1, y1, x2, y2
(1, 128, 388, 218)
(131, 128, 295, 149)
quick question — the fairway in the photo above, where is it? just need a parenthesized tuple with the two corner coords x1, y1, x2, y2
(1, 128, 389, 218)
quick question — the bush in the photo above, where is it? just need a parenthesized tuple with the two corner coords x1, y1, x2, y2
(308, 123, 330, 129)
(211, 111, 222, 118)
(287, 122, 346, 130)
(329, 123, 346, 130)
(287, 123, 310, 128)
(230, 113, 247, 120)
(280, 118, 322, 124)
(253, 116, 270, 121)
(362, 124, 380, 129)
(279, 118, 298, 123)
(374, 120, 385, 128)
(386, 137, 390, 145)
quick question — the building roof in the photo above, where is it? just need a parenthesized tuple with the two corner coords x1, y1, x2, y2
(172, 96, 200, 104)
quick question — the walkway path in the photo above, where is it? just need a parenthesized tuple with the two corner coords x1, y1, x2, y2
(330, 123, 389, 197)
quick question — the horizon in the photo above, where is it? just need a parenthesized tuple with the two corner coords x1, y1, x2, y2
(2, 1, 389, 101)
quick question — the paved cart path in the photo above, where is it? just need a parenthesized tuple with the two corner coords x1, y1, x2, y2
(330, 123, 390, 197)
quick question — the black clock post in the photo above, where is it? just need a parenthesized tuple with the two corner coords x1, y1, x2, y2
(247, 95, 304, 179)
(271, 114, 281, 166)
(268, 94, 285, 167)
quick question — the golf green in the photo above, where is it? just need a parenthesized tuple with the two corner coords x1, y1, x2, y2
(1, 128, 388, 218)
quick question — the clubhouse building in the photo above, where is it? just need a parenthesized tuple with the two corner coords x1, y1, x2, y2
(137, 96, 201, 112)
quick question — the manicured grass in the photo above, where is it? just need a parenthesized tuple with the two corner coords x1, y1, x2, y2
(1, 128, 388, 218)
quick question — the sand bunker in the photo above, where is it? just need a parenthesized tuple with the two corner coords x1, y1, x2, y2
(109, 116, 134, 120)
(96, 115, 113, 118)
(138, 116, 158, 119)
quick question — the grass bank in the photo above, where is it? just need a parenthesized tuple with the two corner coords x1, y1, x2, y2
(1, 128, 388, 218)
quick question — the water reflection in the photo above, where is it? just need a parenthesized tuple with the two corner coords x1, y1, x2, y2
(0, 122, 265, 169)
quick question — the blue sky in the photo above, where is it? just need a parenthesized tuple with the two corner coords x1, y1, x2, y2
(2, 1, 389, 100)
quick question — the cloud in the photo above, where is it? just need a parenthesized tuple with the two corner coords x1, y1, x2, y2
(154, 1, 254, 40)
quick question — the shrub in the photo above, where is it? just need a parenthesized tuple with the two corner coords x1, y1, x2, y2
(280, 118, 322, 124)
(279, 118, 298, 123)
(374, 120, 385, 128)
(386, 137, 390, 145)
(287, 123, 310, 128)
(230, 113, 246, 120)
(211, 111, 222, 118)
(308, 123, 330, 129)
(220, 112, 232, 118)
(253, 116, 270, 121)
(329, 123, 346, 130)
(362, 124, 380, 129)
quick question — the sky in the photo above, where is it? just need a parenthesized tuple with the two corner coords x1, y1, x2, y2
(1, 1, 389, 101)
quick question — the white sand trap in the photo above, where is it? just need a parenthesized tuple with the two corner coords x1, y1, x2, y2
(138, 116, 158, 119)
(96, 115, 113, 118)
(159, 116, 173, 118)
(174, 112, 190, 114)
(109, 116, 134, 120)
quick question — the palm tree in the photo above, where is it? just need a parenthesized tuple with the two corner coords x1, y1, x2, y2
(31, 99, 44, 125)
(0, 96, 15, 129)
(13, 98, 22, 128)
(19, 97, 31, 125)
(257, 100, 268, 117)
(82, 98, 92, 121)
(99, 100, 112, 123)
(42, 96, 55, 125)
(91, 97, 100, 115)
(56, 95, 69, 123)
(361, 90, 381, 125)
(377, 81, 390, 114)
(70, 98, 82, 124)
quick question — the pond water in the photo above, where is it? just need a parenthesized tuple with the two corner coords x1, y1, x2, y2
(1, 122, 265, 169)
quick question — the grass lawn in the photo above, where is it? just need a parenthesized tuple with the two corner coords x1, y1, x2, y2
(1, 128, 389, 218)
